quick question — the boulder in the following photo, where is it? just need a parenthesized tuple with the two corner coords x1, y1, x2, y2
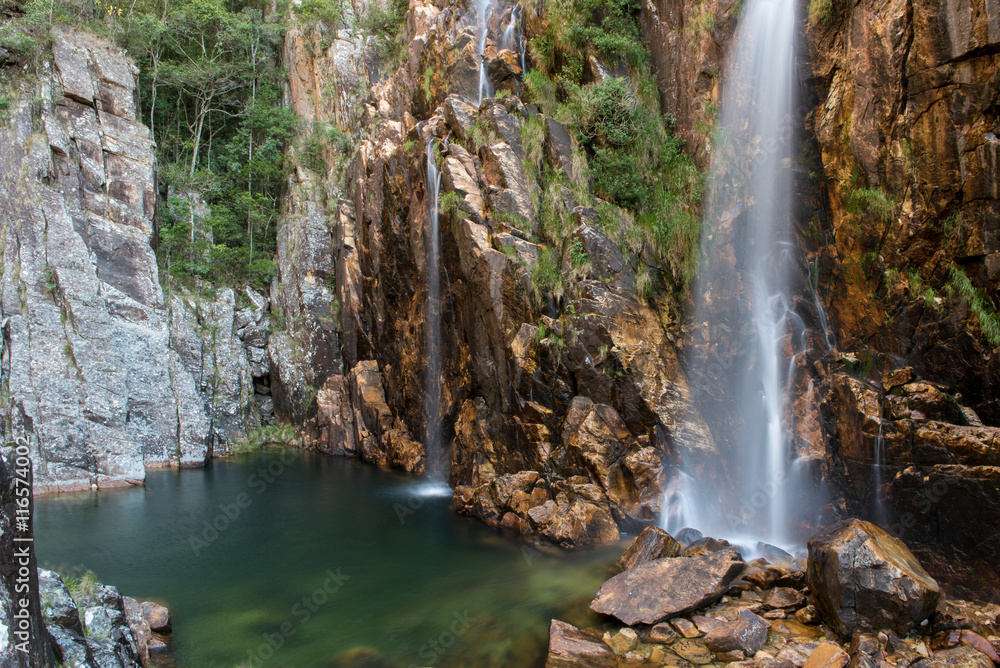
(590, 550, 746, 625)
(802, 643, 850, 668)
(806, 520, 940, 637)
(704, 610, 770, 657)
(546, 620, 617, 668)
(608, 628, 639, 654)
(139, 601, 170, 632)
(615, 525, 683, 572)
(38, 569, 81, 633)
(913, 646, 994, 668)
(762, 588, 806, 611)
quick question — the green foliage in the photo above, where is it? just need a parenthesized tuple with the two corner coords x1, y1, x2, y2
(439, 191, 464, 219)
(846, 187, 897, 224)
(941, 211, 961, 246)
(540, 0, 646, 69)
(530, 247, 563, 299)
(232, 423, 302, 454)
(356, 0, 409, 70)
(808, 0, 834, 26)
(63, 570, 98, 605)
(948, 265, 1000, 348)
(568, 237, 589, 269)
(292, 0, 345, 29)
(526, 2, 706, 293)
(465, 115, 500, 153)
(89, 0, 298, 292)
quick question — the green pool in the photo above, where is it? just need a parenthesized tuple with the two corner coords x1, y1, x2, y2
(34, 448, 621, 667)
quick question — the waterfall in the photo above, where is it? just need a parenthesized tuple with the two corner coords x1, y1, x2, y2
(663, 0, 820, 551)
(422, 139, 449, 495)
(873, 401, 887, 525)
(475, 0, 495, 106)
(500, 7, 526, 74)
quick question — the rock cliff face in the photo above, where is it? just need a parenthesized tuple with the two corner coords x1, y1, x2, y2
(277, 0, 717, 546)
(0, 30, 261, 491)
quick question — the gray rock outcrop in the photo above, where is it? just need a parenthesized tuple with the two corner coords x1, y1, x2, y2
(0, 30, 263, 489)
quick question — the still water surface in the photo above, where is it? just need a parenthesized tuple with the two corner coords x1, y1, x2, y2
(35, 448, 620, 667)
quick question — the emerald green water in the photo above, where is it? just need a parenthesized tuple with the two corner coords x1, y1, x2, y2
(34, 448, 621, 667)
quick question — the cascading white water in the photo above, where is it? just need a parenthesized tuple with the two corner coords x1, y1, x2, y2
(500, 7, 526, 74)
(422, 139, 448, 494)
(663, 0, 817, 551)
(873, 402, 887, 524)
(475, 0, 495, 106)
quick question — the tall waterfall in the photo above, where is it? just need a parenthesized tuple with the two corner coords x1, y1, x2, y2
(664, 0, 817, 551)
(475, 0, 495, 106)
(423, 139, 448, 493)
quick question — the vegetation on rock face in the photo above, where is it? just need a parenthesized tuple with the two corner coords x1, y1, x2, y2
(525, 0, 704, 290)
(0, 0, 350, 293)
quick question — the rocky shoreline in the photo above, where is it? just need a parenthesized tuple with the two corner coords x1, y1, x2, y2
(545, 520, 1000, 668)
(39, 569, 171, 668)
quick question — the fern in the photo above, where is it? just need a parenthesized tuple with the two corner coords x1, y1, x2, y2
(949, 266, 1000, 348)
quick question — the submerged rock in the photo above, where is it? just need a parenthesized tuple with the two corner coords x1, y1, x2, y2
(913, 646, 994, 668)
(807, 519, 940, 638)
(545, 620, 617, 668)
(590, 550, 746, 625)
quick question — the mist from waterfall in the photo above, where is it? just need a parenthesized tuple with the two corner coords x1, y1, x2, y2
(662, 0, 820, 552)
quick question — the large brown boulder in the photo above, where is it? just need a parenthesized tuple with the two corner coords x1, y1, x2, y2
(704, 609, 770, 658)
(806, 519, 941, 638)
(615, 525, 682, 572)
(545, 620, 617, 668)
(590, 550, 745, 625)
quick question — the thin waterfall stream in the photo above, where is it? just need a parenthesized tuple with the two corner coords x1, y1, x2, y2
(475, 0, 495, 106)
(422, 138, 449, 494)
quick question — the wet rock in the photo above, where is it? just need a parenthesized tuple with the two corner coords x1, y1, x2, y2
(685, 537, 733, 557)
(693, 615, 721, 633)
(796, 605, 821, 625)
(615, 526, 683, 572)
(743, 567, 781, 589)
(648, 623, 678, 644)
(546, 620, 617, 668)
(956, 631, 1000, 664)
(533, 497, 620, 548)
(762, 588, 806, 611)
(704, 610, 770, 657)
(673, 618, 701, 638)
(807, 519, 940, 637)
(608, 628, 639, 654)
(590, 550, 746, 625)
(802, 643, 850, 668)
(933, 599, 1000, 637)
(673, 638, 714, 665)
(139, 601, 170, 633)
(913, 646, 994, 668)
(122, 597, 149, 666)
